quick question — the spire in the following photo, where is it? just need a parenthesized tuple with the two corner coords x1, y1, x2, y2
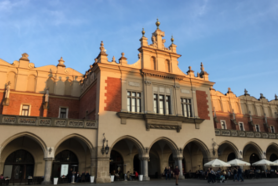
(156, 18, 160, 29)
(57, 57, 65, 67)
(201, 62, 205, 71)
(199, 62, 209, 80)
(96, 41, 108, 63)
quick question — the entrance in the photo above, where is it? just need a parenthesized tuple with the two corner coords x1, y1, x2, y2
(133, 154, 141, 174)
(52, 150, 79, 178)
(109, 150, 123, 175)
(4, 150, 34, 182)
(270, 154, 278, 170)
(227, 153, 236, 161)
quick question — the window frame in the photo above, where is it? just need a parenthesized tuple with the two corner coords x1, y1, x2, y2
(220, 120, 227, 130)
(181, 98, 193, 117)
(270, 126, 275, 133)
(238, 122, 245, 131)
(255, 124, 260, 132)
(58, 107, 69, 119)
(127, 91, 142, 113)
(153, 93, 171, 115)
(19, 104, 31, 116)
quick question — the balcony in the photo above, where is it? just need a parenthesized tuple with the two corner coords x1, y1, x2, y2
(0, 114, 97, 129)
(215, 129, 277, 139)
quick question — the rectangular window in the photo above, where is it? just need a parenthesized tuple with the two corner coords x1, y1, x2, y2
(181, 98, 192, 117)
(239, 122, 245, 131)
(221, 120, 227, 130)
(165, 96, 171, 115)
(60, 108, 68, 119)
(159, 95, 164, 114)
(255, 125, 260, 132)
(127, 91, 141, 113)
(21, 105, 30, 116)
(154, 94, 158, 113)
(271, 126, 275, 133)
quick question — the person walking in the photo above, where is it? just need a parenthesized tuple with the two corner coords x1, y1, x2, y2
(210, 168, 216, 183)
(164, 167, 168, 180)
(173, 165, 180, 185)
(237, 167, 244, 182)
(207, 168, 212, 183)
(167, 167, 172, 180)
(233, 167, 238, 182)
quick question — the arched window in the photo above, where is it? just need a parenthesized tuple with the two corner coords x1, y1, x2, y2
(165, 60, 170, 72)
(27, 75, 36, 92)
(150, 57, 156, 70)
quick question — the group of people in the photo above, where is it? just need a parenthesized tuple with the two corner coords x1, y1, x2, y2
(163, 166, 180, 185)
(206, 167, 244, 183)
(66, 170, 90, 183)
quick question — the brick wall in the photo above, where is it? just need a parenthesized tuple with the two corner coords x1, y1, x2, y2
(1, 93, 44, 116)
(196, 90, 210, 120)
(0, 92, 4, 114)
(79, 83, 97, 120)
(104, 77, 121, 112)
(48, 97, 79, 119)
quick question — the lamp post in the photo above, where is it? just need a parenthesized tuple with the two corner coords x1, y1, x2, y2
(101, 133, 110, 155)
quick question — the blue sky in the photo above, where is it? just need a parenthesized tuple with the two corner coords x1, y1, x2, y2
(0, 0, 277, 100)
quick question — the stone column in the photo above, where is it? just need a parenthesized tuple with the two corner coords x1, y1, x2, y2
(141, 157, 150, 180)
(175, 158, 184, 179)
(42, 158, 54, 185)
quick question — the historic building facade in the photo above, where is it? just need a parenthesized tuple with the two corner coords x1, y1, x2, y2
(0, 20, 277, 184)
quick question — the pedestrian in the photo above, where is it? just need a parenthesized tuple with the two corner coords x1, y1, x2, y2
(210, 168, 216, 183)
(164, 167, 168, 180)
(173, 165, 180, 185)
(207, 168, 212, 183)
(233, 167, 238, 182)
(237, 167, 244, 182)
(167, 167, 172, 180)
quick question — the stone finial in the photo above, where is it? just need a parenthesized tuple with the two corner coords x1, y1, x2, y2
(156, 18, 160, 29)
(138, 53, 141, 59)
(187, 66, 194, 76)
(201, 62, 204, 71)
(57, 57, 65, 67)
(112, 56, 116, 62)
(100, 41, 106, 54)
(244, 89, 250, 96)
(142, 28, 145, 37)
(121, 52, 125, 57)
(275, 94, 278, 100)
(260, 93, 265, 99)
(227, 87, 233, 93)
(19, 53, 30, 61)
(171, 35, 174, 44)
(119, 52, 127, 65)
(199, 62, 209, 80)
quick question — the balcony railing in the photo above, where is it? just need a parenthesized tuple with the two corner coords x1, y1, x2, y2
(215, 129, 277, 139)
(0, 114, 97, 129)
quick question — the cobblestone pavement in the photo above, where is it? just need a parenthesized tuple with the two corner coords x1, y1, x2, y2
(12, 178, 278, 186)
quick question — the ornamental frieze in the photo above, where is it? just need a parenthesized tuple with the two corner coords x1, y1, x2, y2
(215, 129, 278, 139)
(3, 117, 16, 124)
(18, 118, 36, 125)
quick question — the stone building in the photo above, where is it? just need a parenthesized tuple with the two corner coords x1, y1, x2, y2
(0, 20, 277, 184)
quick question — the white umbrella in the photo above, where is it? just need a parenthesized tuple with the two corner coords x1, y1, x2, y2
(227, 159, 250, 166)
(273, 160, 278, 164)
(252, 159, 278, 166)
(204, 159, 231, 167)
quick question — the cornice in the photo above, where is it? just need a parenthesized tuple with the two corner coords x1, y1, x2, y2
(138, 46, 182, 58)
(141, 69, 184, 80)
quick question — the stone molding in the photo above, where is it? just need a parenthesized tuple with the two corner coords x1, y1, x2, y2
(215, 129, 277, 139)
(0, 114, 97, 129)
(117, 112, 204, 132)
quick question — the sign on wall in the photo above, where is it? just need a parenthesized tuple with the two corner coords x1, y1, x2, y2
(60, 164, 69, 177)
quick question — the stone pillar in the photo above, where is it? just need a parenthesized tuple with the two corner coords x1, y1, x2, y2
(175, 158, 184, 179)
(42, 158, 54, 185)
(141, 157, 150, 180)
(95, 157, 110, 183)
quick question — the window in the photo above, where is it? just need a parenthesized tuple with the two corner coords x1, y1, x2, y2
(153, 94, 171, 115)
(239, 122, 245, 131)
(127, 91, 141, 113)
(181, 98, 192, 117)
(220, 120, 227, 129)
(59, 107, 68, 118)
(21, 105, 30, 116)
(255, 125, 260, 132)
(270, 126, 275, 133)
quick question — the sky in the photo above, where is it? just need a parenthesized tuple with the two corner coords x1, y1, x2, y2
(0, 0, 277, 100)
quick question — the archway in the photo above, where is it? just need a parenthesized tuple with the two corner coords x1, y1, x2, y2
(4, 150, 34, 181)
(52, 150, 79, 178)
(109, 136, 144, 178)
(217, 141, 239, 161)
(168, 153, 185, 173)
(249, 153, 260, 164)
(109, 150, 123, 176)
(183, 139, 210, 173)
(243, 142, 263, 165)
(148, 138, 178, 178)
(270, 154, 278, 170)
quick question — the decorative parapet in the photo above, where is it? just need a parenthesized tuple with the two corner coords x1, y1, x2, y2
(215, 129, 278, 139)
(0, 115, 97, 129)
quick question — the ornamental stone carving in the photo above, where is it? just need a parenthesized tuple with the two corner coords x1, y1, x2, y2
(55, 120, 67, 127)
(128, 81, 140, 87)
(68, 121, 83, 127)
(39, 119, 51, 126)
(3, 117, 16, 124)
(18, 118, 36, 125)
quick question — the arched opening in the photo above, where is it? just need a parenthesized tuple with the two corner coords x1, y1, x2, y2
(109, 150, 124, 177)
(217, 141, 238, 162)
(243, 143, 262, 169)
(52, 150, 79, 178)
(270, 154, 278, 170)
(148, 138, 178, 179)
(4, 150, 34, 181)
(183, 140, 210, 175)
(109, 137, 143, 180)
(227, 153, 236, 161)
(266, 144, 278, 170)
(168, 153, 185, 174)
(249, 153, 260, 164)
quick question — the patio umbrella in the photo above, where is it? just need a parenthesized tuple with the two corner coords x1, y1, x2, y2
(227, 159, 250, 166)
(252, 159, 278, 166)
(273, 160, 278, 164)
(204, 159, 231, 167)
